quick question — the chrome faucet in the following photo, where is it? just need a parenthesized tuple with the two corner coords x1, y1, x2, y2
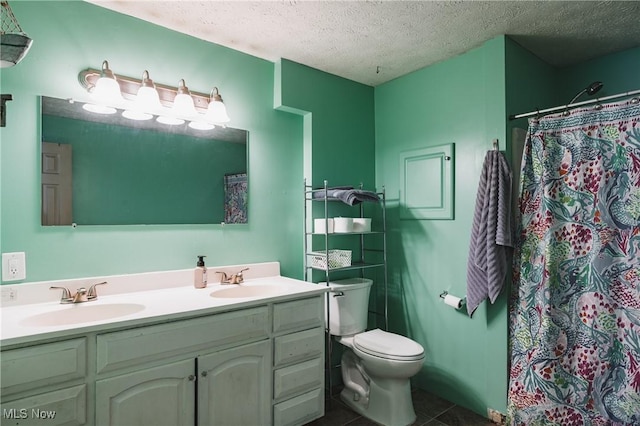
(51, 281, 107, 304)
(215, 268, 249, 285)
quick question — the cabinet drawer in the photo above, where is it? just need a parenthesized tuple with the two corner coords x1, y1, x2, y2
(273, 387, 323, 426)
(273, 327, 324, 367)
(273, 296, 323, 334)
(97, 306, 269, 374)
(274, 357, 323, 401)
(1, 339, 86, 396)
(1, 384, 86, 426)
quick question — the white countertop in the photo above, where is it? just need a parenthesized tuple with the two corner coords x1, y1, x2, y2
(0, 262, 328, 348)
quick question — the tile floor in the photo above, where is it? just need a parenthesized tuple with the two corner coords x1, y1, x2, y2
(306, 388, 497, 426)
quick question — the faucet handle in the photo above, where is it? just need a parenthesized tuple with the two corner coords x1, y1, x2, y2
(71, 287, 89, 303)
(226, 268, 249, 284)
(87, 281, 107, 300)
(215, 271, 229, 283)
(50, 286, 72, 303)
(235, 268, 249, 283)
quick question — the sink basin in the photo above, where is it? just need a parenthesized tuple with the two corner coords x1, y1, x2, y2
(210, 285, 289, 299)
(20, 303, 146, 327)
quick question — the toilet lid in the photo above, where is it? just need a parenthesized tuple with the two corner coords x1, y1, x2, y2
(353, 329, 424, 361)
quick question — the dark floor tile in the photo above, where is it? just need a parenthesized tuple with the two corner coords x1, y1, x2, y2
(411, 389, 456, 418)
(434, 405, 494, 426)
(310, 387, 495, 426)
(420, 419, 448, 426)
(343, 416, 379, 426)
(306, 397, 360, 426)
(411, 409, 436, 426)
(340, 408, 433, 426)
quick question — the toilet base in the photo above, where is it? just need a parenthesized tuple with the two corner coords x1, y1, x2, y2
(340, 377, 416, 426)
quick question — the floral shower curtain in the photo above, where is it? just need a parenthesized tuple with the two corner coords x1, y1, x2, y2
(508, 99, 640, 425)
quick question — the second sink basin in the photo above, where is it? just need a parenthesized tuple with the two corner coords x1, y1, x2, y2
(20, 303, 146, 327)
(210, 284, 289, 299)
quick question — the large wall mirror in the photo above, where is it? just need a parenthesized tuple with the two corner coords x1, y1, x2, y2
(40, 96, 248, 226)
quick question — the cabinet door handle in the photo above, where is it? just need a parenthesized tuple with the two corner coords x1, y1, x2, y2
(333, 291, 345, 297)
(201, 371, 208, 377)
(188, 375, 196, 382)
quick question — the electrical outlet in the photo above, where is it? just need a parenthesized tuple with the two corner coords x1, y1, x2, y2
(2, 252, 26, 282)
(1, 287, 17, 303)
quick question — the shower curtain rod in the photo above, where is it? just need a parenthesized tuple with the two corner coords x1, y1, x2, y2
(509, 88, 640, 120)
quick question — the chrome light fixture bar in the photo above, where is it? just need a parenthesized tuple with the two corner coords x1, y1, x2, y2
(78, 61, 230, 129)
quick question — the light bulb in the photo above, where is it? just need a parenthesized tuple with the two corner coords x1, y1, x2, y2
(91, 60, 123, 105)
(82, 103, 117, 114)
(172, 79, 196, 117)
(157, 115, 185, 125)
(122, 110, 153, 121)
(205, 87, 231, 123)
(188, 120, 215, 130)
(135, 70, 161, 111)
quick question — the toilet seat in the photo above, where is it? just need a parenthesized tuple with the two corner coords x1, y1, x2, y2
(353, 329, 424, 361)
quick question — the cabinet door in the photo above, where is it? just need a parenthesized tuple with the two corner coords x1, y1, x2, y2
(198, 340, 271, 426)
(95, 359, 195, 426)
(1, 385, 86, 426)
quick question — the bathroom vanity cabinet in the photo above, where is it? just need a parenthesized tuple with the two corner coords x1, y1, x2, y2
(1, 295, 325, 426)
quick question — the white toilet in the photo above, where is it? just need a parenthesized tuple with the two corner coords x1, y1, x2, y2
(325, 278, 425, 426)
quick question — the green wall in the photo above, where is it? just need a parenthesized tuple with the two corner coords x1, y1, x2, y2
(558, 46, 640, 100)
(374, 36, 508, 415)
(0, 1, 306, 280)
(505, 37, 560, 131)
(275, 59, 376, 290)
(276, 59, 375, 189)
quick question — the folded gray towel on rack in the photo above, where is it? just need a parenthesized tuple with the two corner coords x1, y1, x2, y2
(312, 186, 353, 199)
(313, 187, 380, 206)
(466, 150, 514, 317)
(334, 189, 380, 205)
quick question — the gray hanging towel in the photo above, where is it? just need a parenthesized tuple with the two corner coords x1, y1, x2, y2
(466, 150, 514, 316)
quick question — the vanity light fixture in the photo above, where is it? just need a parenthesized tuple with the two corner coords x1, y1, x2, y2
(122, 70, 158, 121)
(172, 79, 197, 117)
(135, 70, 161, 110)
(82, 103, 117, 115)
(157, 115, 185, 126)
(188, 120, 215, 130)
(90, 60, 124, 105)
(205, 87, 231, 124)
(121, 109, 153, 121)
(78, 60, 231, 129)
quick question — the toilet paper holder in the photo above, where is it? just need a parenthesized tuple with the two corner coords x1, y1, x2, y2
(439, 291, 465, 299)
(439, 291, 466, 309)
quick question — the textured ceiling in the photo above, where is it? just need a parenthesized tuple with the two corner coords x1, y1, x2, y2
(86, 1, 640, 86)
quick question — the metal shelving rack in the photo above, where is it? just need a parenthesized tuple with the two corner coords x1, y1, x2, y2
(303, 179, 388, 398)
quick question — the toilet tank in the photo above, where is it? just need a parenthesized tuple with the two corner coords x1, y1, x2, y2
(321, 278, 373, 336)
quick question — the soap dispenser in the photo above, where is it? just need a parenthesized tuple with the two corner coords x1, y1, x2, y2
(194, 255, 208, 289)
